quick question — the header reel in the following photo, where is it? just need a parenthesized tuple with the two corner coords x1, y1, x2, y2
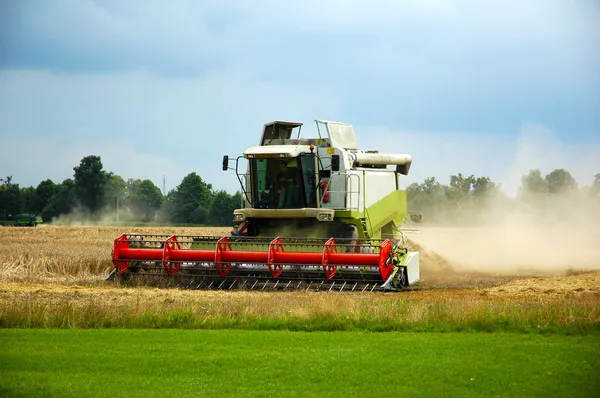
(110, 234, 419, 292)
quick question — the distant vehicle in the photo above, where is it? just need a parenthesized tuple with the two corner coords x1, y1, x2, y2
(0, 214, 43, 227)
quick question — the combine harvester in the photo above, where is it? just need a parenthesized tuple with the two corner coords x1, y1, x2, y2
(110, 120, 421, 291)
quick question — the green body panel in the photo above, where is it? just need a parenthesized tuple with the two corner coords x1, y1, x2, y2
(239, 189, 408, 242)
(334, 190, 408, 240)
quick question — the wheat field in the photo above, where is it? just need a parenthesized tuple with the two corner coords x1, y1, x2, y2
(0, 225, 231, 283)
(1, 225, 599, 332)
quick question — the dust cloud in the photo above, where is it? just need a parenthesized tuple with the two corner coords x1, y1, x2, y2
(47, 206, 163, 227)
(407, 191, 600, 280)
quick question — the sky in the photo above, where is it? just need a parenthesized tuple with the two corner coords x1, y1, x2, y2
(1, 0, 599, 196)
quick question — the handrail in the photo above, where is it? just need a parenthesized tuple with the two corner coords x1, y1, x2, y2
(320, 172, 362, 212)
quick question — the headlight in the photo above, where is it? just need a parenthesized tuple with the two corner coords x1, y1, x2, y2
(317, 213, 333, 221)
(233, 213, 245, 221)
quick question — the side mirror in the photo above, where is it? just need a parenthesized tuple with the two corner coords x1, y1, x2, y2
(331, 154, 340, 172)
(222, 155, 229, 171)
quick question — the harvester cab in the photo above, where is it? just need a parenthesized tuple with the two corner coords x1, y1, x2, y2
(111, 120, 420, 292)
(224, 120, 414, 241)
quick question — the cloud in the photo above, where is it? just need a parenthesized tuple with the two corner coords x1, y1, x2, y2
(0, 69, 342, 192)
(0, 134, 187, 191)
(4, 1, 599, 82)
(2, 66, 596, 197)
(1, 1, 598, 194)
(359, 123, 600, 195)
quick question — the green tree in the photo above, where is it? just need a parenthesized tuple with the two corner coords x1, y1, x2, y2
(208, 190, 242, 226)
(101, 173, 126, 222)
(471, 177, 497, 201)
(519, 169, 548, 197)
(406, 174, 499, 223)
(73, 155, 108, 214)
(0, 176, 22, 219)
(449, 173, 475, 195)
(190, 206, 209, 224)
(157, 190, 177, 223)
(104, 173, 126, 207)
(545, 169, 578, 194)
(423, 177, 443, 196)
(34, 179, 57, 215)
(21, 186, 37, 213)
(444, 174, 477, 217)
(42, 179, 77, 221)
(124, 179, 163, 221)
(169, 173, 214, 223)
(407, 177, 446, 217)
(444, 184, 467, 206)
(406, 182, 421, 198)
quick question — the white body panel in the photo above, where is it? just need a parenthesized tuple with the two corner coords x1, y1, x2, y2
(351, 152, 412, 166)
(245, 145, 311, 158)
(406, 252, 420, 285)
(236, 120, 412, 215)
(316, 146, 400, 212)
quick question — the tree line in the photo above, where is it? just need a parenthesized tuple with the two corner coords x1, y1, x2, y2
(0, 155, 242, 226)
(1, 155, 598, 226)
(406, 169, 600, 224)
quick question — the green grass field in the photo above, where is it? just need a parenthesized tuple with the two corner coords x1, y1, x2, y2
(1, 329, 598, 397)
